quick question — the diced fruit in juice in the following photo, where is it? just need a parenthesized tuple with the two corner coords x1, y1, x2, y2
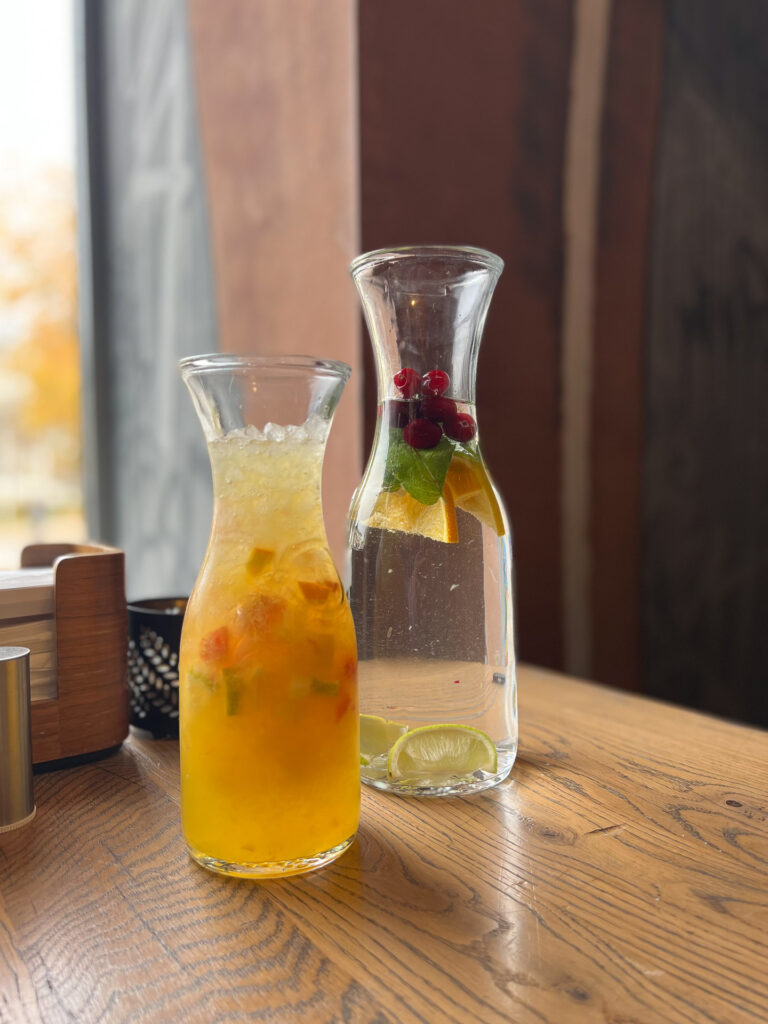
(246, 547, 274, 575)
(235, 593, 286, 633)
(200, 626, 229, 662)
(280, 539, 338, 580)
(307, 631, 335, 669)
(298, 579, 341, 604)
(335, 693, 353, 720)
(179, 426, 359, 868)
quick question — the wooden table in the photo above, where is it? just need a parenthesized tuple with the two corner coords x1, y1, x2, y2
(2, 665, 767, 1023)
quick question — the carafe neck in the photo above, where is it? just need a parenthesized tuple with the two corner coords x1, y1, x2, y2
(179, 354, 350, 443)
(350, 246, 503, 405)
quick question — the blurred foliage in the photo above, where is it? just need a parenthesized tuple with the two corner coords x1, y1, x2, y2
(0, 168, 80, 478)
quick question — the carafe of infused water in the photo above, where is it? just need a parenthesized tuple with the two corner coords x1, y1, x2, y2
(347, 246, 517, 796)
(179, 355, 359, 877)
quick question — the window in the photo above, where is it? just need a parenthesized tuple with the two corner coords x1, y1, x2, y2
(0, 0, 84, 569)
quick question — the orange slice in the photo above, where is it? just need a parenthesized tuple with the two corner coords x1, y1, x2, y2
(445, 454, 505, 536)
(367, 487, 459, 544)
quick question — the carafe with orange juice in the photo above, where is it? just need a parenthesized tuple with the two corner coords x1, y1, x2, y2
(179, 355, 358, 878)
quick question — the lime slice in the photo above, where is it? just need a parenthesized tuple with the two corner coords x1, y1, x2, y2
(360, 714, 408, 765)
(387, 724, 497, 780)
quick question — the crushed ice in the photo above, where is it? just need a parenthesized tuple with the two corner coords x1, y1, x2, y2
(216, 413, 328, 445)
(263, 422, 286, 442)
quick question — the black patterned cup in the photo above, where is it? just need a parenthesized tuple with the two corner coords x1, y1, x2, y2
(127, 598, 187, 738)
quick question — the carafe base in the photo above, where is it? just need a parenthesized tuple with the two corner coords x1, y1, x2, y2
(361, 744, 516, 797)
(187, 834, 355, 879)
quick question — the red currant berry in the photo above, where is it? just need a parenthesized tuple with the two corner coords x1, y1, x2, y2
(444, 412, 477, 442)
(421, 369, 450, 397)
(420, 396, 457, 423)
(393, 367, 421, 398)
(384, 399, 415, 428)
(403, 417, 442, 449)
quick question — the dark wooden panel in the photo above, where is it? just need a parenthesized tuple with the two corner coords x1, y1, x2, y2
(642, 0, 768, 725)
(590, 0, 665, 691)
(358, 0, 572, 669)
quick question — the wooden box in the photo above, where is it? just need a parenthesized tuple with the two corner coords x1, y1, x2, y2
(0, 543, 129, 765)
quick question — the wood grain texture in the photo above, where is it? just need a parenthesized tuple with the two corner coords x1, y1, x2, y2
(642, 0, 768, 726)
(21, 544, 129, 765)
(358, 0, 572, 671)
(590, 0, 665, 691)
(2, 665, 766, 1022)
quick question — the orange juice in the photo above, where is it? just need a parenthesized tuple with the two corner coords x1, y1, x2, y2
(179, 418, 359, 877)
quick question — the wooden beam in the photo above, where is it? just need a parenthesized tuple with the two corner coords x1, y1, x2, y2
(591, 0, 665, 690)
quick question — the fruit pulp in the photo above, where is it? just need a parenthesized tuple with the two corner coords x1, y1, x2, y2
(180, 418, 359, 876)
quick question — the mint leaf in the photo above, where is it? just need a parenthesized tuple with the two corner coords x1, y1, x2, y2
(453, 438, 480, 461)
(188, 667, 216, 691)
(383, 429, 455, 505)
(222, 668, 242, 715)
(381, 433, 402, 491)
(311, 678, 340, 696)
(400, 436, 455, 504)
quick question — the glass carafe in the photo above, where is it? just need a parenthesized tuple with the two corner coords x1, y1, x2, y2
(179, 354, 359, 878)
(347, 246, 517, 796)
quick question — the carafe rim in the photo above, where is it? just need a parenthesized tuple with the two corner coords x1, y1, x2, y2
(349, 244, 504, 279)
(178, 353, 351, 382)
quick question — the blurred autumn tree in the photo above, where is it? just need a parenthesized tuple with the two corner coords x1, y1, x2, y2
(0, 167, 81, 483)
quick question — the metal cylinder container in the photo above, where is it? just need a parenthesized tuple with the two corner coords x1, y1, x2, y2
(0, 646, 36, 833)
